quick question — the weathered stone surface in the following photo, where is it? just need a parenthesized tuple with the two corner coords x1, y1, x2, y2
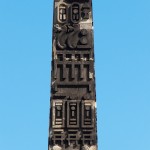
(49, 0, 97, 149)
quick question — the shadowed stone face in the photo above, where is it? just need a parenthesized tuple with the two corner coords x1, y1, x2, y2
(49, 0, 97, 149)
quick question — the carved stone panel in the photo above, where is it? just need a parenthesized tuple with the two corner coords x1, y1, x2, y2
(52, 100, 65, 128)
(49, 0, 97, 149)
(82, 100, 95, 128)
(67, 100, 80, 128)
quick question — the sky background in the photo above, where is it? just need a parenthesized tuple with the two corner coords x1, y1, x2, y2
(0, 0, 150, 150)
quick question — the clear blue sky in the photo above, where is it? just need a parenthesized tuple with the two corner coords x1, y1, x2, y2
(0, 0, 150, 150)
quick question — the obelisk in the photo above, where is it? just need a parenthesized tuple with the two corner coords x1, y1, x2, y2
(49, 0, 97, 149)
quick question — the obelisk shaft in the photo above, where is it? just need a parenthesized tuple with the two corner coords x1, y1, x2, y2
(49, 0, 97, 149)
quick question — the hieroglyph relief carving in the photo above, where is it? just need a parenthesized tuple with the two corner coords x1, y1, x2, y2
(49, 0, 97, 149)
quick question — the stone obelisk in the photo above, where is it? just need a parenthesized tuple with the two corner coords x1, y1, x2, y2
(49, 0, 97, 149)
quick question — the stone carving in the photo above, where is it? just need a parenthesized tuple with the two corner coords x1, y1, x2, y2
(49, 0, 97, 149)
(56, 26, 91, 50)
(58, 3, 68, 23)
(81, 3, 91, 20)
(71, 3, 81, 23)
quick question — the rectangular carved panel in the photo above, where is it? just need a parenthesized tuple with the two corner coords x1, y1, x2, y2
(82, 100, 95, 128)
(81, 130, 97, 145)
(51, 129, 65, 147)
(52, 100, 65, 128)
(67, 100, 80, 128)
(66, 130, 81, 149)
